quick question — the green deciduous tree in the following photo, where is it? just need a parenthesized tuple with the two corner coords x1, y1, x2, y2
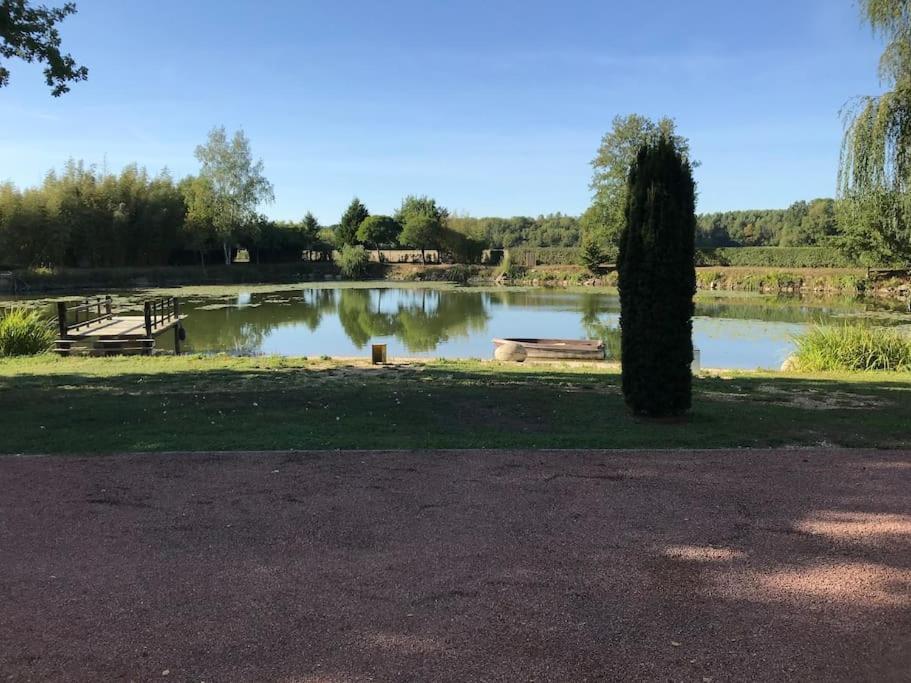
(179, 175, 219, 266)
(0, 0, 88, 95)
(588, 114, 694, 253)
(337, 243, 369, 279)
(396, 195, 447, 263)
(618, 137, 697, 417)
(194, 127, 274, 264)
(356, 214, 401, 258)
(839, 0, 911, 264)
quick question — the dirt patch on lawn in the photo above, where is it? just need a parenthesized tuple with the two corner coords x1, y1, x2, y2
(702, 384, 889, 410)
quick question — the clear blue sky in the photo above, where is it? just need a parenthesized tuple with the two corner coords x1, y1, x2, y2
(0, 0, 885, 223)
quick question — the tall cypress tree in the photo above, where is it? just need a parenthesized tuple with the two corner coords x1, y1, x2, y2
(618, 136, 696, 416)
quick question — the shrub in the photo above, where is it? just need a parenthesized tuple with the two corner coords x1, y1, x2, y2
(579, 234, 606, 274)
(447, 264, 475, 285)
(0, 308, 55, 356)
(792, 323, 911, 371)
(337, 244, 370, 279)
(496, 252, 526, 280)
(618, 137, 696, 416)
(695, 246, 860, 268)
(509, 247, 579, 266)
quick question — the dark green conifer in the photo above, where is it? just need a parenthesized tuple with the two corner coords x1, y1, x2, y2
(618, 136, 696, 416)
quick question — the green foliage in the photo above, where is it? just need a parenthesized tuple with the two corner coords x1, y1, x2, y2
(837, 187, 911, 265)
(618, 137, 696, 417)
(336, 198, 369, 247)
(302, 212, 321, 242)
(695, 246, 861, 268)
(0, 161, 188, 268)
(837, 1, 911, 265)
(448, 212, 580, 249)
(194, 127, 275, 265)
(438, 227, 485, 264)
(0, 0, 88, 95)
(495, 251, 526, 280)
(446, 264, 475, 285)
(508, 246, 579, 266)
(356, 215, 401, 253)
(0, 308, 54, 356)
(241, 219, 319, 263)
(337, 244, 370, 279)
(793, 323, 911, 372)
(697, 198, 839, 247)
(396, 196, 448, 261)
(588, 114, 694, 252)
(579, 234, 606, 273)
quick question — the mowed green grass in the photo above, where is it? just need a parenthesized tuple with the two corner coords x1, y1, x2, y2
(1, 354, 910, 453)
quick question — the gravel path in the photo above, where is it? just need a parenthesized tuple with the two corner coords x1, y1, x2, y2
(1, 449, 909, 681)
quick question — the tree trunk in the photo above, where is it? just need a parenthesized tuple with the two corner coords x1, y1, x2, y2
(223, 241, 232, 265)
(421, 248, 426, 264)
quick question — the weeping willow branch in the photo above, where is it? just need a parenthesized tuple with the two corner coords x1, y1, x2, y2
(838, 1, 911, 264)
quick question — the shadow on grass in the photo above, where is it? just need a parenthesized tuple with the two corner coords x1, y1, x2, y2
(1, 362, 909, 451)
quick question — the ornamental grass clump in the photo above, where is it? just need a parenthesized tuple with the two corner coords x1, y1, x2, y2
(0, 308, 55, 356)
(792, 323, 911, 372)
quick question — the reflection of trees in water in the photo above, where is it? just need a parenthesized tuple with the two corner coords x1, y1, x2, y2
(337, 289, 399, 348)
(337, 288, 490, 352)
(577, 294, 622, 360)
(183, 288, 338, 353)
(182, 287, 490, 354)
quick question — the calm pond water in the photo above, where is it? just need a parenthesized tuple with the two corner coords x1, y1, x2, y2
(10, 284, 909, 368)
(109, 284, 910, 369)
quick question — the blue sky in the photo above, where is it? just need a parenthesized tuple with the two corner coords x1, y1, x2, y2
(0, 0, 885, 223)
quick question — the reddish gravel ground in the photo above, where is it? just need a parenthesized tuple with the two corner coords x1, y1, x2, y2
(1, 449, 910, 682)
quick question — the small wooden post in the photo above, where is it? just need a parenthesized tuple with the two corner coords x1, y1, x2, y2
(56, 302, 68, 338)
(173, 298, 182, 355)
(144, 302, 152, 338)
(105, 296, 112, 317)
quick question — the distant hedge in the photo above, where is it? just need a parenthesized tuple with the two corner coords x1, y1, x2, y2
(508, 246, 579, 266)
(509, 246, 865, 268)
(694, 247, 860, 268)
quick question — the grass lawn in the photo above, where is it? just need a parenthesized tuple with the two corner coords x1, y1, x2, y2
(1, 354, 910, 453)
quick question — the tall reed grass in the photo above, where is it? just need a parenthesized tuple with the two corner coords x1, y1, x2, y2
(0, 308, 55, 356)
(792, 323, 911, 372)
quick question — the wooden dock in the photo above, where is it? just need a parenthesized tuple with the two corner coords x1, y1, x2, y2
(55, 296, 186, 356)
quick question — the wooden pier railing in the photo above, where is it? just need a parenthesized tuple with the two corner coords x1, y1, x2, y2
(57, 296, 114, 337)
(144, 297, 180, 336)
(54, 295, 186, 356)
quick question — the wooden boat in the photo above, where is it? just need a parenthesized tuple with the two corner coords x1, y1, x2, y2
(492, 337, 605, 360)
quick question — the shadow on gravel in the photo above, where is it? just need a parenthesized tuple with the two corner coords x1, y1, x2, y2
(0, 449, 909, 680)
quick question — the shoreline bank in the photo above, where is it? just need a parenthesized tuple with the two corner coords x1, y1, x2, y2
(3, 262, 910, 300)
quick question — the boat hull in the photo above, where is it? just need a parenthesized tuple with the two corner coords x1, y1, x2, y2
(492, 338, 605, 360)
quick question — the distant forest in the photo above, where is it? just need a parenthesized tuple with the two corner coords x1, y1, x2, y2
(449, 198, 838, 249)
(0, 158, 839, 269)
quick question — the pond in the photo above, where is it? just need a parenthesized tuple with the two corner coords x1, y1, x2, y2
(24, 283, 903, 370)
(6, 284, 910, 369)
